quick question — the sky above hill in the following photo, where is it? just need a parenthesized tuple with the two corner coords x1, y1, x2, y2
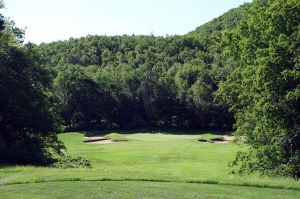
(2, 0, 251, 44)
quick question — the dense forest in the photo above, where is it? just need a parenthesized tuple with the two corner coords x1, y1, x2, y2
(36, 3, 251, 130)
(1, 0, 299, 178)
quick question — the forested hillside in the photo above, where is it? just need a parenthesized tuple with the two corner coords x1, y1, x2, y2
(36, 3, 251, 130)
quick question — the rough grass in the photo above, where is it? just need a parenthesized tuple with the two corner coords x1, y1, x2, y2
(0, 129, 299, 198)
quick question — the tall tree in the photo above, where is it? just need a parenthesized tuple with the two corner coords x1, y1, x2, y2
(0, 8, 64, 165)
(219, 0, 300, 178)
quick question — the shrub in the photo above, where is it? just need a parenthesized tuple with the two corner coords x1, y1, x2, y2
(53, 155, 92, 168)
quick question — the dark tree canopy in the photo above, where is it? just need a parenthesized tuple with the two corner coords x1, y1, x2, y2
(0, 9, 64, 165)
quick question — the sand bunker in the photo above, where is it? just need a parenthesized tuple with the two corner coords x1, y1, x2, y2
(88, 139, 117, 144)
(214, 135, 234, 143)
(223, 135, 235, 141)
(198, 135, 235, 144)
(213, 140, 230, 144)
(83, 136, 117, 144)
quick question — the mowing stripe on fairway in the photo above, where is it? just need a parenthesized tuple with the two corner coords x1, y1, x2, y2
(1, 178, 300, 192)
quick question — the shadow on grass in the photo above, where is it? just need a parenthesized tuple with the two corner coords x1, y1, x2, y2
(0, 165, 19, 169)
(75, 128, 233, 137)
(2, 177, 300, 192)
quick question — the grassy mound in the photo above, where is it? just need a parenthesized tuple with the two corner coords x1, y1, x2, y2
(104, 133, 128, 142)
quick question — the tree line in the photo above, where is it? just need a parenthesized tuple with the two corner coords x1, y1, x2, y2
(37, 34, 234, 130)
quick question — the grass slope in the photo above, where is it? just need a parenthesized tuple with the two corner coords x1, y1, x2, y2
(0, 130, 299, 198)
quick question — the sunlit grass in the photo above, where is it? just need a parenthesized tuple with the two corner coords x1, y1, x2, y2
(0, 130, 299, 198)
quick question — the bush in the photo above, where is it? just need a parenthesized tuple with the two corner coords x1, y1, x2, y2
(53, 155, 92, 168)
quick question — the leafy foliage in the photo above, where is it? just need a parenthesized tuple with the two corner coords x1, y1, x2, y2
(219, 0, 300, 178)
(0, 6, 64, 165)
(53, 155, 92, 168)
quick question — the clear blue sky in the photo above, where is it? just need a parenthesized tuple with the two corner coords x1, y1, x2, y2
(2, 0, 251, 44)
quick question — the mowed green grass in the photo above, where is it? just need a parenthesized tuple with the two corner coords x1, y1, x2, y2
(0, 130, 299, 198)
(1, 181, 300, 199)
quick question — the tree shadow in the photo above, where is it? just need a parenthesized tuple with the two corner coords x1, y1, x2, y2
(77, 127, 233, 137)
